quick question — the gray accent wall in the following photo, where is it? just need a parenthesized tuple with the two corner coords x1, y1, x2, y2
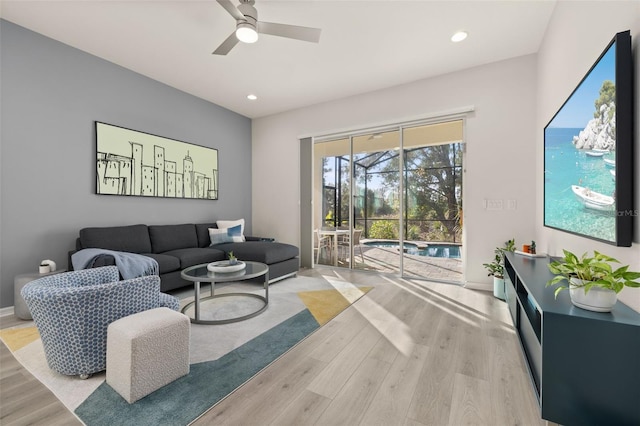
(0, 20, 252, 308)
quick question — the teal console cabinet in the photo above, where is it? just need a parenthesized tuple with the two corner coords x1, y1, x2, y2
(503, 252, 640, 426)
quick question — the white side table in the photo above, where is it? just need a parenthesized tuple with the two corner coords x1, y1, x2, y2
(14, 270, 66, 320)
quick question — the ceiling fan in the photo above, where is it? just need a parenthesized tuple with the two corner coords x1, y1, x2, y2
(212, 0, 322, 55)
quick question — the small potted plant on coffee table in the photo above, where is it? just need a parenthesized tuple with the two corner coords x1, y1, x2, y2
(228, 251, 238, 265)
(546, 249, 640, 312)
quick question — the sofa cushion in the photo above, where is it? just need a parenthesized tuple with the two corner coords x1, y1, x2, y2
(209, 225, 244, 245)
(149, 224, 198, 254)
(195, 223, 217, 248)
(217, 219, 245, 239)
(142, 253, 181, 274)
(80, 224, 151, 254)
(163, 248, 226, 269)
(212, 241, 298, 264)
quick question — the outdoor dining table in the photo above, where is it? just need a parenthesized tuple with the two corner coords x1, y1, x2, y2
(318, 228, 350, 266)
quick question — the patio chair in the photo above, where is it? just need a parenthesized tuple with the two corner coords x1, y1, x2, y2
(314, 229, 332, 263)
(338, 229, 365, 263)
(336, 225, 350, 244)
(22, 266, 179, 378)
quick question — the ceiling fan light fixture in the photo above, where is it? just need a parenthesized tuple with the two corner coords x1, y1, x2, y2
(236, 23, 258, 43)
(213, 0, 322, 55)
(451, 31, 468, 43)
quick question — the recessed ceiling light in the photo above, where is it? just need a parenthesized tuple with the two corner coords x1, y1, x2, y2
(451, 31, 468, 43)
(247, 94, 257, 100)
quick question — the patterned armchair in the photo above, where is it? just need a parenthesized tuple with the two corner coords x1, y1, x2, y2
(22, 266, 179, 378)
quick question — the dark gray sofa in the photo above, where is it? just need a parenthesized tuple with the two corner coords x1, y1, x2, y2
(70, 223, 299, 292)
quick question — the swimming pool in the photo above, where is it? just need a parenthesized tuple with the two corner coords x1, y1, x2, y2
(363, 241, 461, 259)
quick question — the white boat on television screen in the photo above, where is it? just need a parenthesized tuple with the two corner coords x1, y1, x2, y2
(585, 151, 605, 157)
(603, 158, 616, 167)
(610, 169, 616, 180)
(571, 185, 615, 211)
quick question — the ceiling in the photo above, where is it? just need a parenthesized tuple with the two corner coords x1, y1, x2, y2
(0, 1, 557, 119)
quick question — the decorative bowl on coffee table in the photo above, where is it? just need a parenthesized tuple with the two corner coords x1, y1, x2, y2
(207, 260, 246, 273)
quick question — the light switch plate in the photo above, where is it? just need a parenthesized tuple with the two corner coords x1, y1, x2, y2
(485, 199, 503, 210)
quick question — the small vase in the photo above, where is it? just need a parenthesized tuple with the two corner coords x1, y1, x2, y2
(569, 278, 617, 312)
(493, 276, 505, 300)
(229, 258, 238, 265)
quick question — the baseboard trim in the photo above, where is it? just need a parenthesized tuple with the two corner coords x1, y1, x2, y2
(0, 306, 15, 317)
(464, 281, 492, 292)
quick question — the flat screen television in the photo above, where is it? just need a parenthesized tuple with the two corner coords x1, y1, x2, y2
(544, 30, 633, 247)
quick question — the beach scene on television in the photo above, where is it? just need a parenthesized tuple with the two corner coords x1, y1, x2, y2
(544, 42, 617, 243)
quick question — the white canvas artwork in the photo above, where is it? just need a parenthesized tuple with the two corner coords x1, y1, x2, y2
(96, 122, 218, 200)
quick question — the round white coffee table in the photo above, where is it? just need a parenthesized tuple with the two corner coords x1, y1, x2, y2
(180, 261, 269, 325)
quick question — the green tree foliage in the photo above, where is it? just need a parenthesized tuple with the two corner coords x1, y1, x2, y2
(321, 144, 462, 242)
(369, 220, 398, 239)
(593, 80, 615, 119)
(381, 144, 462, 241)
(407, 224, 421, 240)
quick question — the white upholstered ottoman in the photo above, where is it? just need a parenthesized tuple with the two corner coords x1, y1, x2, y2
(106, 307, 190, 403)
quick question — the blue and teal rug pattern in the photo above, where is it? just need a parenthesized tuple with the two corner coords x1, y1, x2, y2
(75, 309, 318, 425)
(0, 273, 372, 426)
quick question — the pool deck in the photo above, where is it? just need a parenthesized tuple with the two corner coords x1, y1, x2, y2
(318, 239, 463, 283)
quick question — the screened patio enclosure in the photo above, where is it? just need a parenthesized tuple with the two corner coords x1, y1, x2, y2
(313, 120, 464, 283)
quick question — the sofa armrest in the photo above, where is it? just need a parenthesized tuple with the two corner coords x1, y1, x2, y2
(88, 254, 117, 268)
(68, 250, 76, 271)
(69, 250, 117, 271)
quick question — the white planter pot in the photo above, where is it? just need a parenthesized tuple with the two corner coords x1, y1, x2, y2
(569, 278, 617, 312)
(493, 276, 505, 300)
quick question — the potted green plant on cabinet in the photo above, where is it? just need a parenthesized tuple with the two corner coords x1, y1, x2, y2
(546, 249, 640, 312)
(483, 239, 515, 299)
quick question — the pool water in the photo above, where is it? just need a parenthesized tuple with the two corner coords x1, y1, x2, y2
(364, 241, 461, 259)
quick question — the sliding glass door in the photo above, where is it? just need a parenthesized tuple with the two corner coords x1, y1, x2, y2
(402, 123, 463, 282)
(312, 120, 464, 283)
(313, 138, 350, 267)
(351, 131, 400, 272)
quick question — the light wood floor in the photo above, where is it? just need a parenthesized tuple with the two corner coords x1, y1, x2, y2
(0, 318, 82, 425)
(1, 267, 545, 425)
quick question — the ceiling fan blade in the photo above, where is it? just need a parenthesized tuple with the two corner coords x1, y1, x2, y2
(216, 0, 245, 21)
(212, 32, 240, 55)
(257, 21, 321, 43)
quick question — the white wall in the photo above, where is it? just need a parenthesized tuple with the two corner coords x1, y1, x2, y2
(536, 1, 640, 312)
(252, 54, 538, 286)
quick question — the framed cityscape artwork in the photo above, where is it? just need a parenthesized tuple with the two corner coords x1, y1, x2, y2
(95, 122, 218, 200)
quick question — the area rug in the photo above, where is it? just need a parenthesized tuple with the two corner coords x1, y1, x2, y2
(0, 272, 371, 426)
